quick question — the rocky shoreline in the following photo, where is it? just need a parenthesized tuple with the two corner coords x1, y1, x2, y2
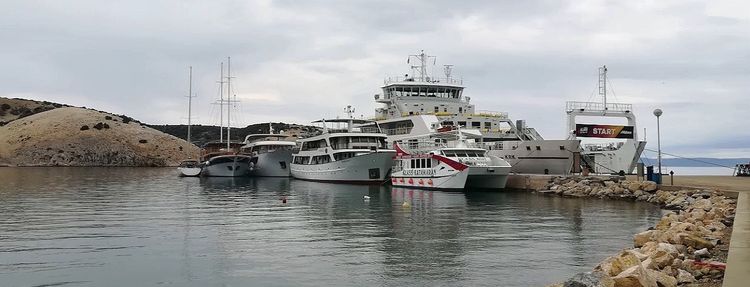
(541, 176, 736, 287)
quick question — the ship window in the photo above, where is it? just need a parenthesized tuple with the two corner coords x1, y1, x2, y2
(526, 146, 531, 151)
(472, 122, 481, 127)
(443, 107, 448, 112)
(536, 146, 541, 151)
(434, 106, 439, 113)
(459, 107, 463, 113)
(485, 122, 492, 128)
(560, 145, 565, 150)
(457, 121, 466, 127)
(410, 159, 415, 169)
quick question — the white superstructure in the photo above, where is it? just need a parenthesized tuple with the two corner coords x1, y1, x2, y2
(242, 130, 296, 177)
(391, 131, 511, 190)
(566, 66, 646, 174)
(374, 51, 580, 175)
(290, 118, 396, 183)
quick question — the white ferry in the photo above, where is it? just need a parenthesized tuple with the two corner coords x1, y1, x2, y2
(290, 118, 396, 183)
(373, 51, 580, 175)
(391, 132, 511, 190)
(241, 131, 296, 177)
(566, 66, 646, 174)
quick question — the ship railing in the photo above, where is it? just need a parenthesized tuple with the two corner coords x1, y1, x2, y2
(566, 101, 633, 113)
(384, 76, 463, 85)
(582, 142, 624, 151)
(471, 110, 508, 118)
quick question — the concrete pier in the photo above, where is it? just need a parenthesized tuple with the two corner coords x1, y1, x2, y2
(724, 190, 750, 286)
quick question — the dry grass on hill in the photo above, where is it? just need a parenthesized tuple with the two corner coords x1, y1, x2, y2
(0, 107, 199, 167)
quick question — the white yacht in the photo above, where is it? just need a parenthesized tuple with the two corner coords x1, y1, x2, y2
(566, 66, 646, 174)
(391, 131, 511, 190)
(373, 51, 580, 175)
(177, 66, 202, 177)
(290, 118, 396, 183)
(241, 130, 296, 177)
(200, 142, 253, 177)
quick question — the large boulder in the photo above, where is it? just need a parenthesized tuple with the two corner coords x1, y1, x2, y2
(633, 230, 657, 248)
(641, 181, 658, 192)
(678, 233, 714, 249)
(648, 270, 677, 287)
(563, 271, 614, 287)
(596, 250, 642, 277)
(692, 199, 712, 211)
(676, 269, 695, 283)
(611, 264, 657, 287)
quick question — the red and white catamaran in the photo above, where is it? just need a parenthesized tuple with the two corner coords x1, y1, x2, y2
(390, 131, 511, 190)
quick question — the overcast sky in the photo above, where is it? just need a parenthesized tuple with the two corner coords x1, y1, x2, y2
(1, 0, 748, 158)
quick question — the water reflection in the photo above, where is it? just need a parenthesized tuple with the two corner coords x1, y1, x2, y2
(0, 168, 663, 287)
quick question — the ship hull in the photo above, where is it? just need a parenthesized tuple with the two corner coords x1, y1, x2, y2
(201, 155, 252, 177)
(249, 149, 293, 177)
(291, 151, 394, 183)
(487, 140, 579, 175)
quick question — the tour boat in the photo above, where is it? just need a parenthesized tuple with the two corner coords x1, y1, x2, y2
(200, 142, 252, 177)
(199, 57, 253, 177)
(242, 128, 296, 177)
(290, 116, 395, 183)
(373, 51, 580, 175)
(390, 131, 511, 190)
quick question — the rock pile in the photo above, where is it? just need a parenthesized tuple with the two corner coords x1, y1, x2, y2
(542, 176, 736, 287)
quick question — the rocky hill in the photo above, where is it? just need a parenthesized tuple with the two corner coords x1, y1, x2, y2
(0, 98, 199, 167)
(150, 122, 319, 147)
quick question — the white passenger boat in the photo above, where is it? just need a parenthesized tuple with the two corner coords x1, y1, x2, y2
(290, 118, 396, 183)
(242, 131, 296, 177)
(390, 131, 511, 190)
(373, 51, 580, 175)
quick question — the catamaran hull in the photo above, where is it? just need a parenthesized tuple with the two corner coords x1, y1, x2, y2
(291, 151, 394, 183)
(201, 156, 251, 177)
(465, 165, 511, 189)
(249, 149, 293, 177)
(391, 170, 469, 190)
(487, 139, 579, 175)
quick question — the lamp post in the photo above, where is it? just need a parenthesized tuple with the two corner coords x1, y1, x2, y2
(653, 109, 663, 176)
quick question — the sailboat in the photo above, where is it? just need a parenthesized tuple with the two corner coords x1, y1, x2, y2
(199, 57, 253, 177)
(178, 66, 203, 177)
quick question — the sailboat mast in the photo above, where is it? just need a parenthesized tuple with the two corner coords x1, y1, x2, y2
(599, 65, 607, 109)
(219, 62, 224, 144)
(187, 66, 193, 144)
(226, 56, 231, 150)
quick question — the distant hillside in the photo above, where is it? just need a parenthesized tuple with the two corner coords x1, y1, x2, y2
(0, 97, 198, 167)
(642, 157, 749, 167)
(150, 123, 319, 147)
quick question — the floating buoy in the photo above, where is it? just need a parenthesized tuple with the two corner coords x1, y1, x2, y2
(402, 201, 411, 208)
(282, 197, 287, 204)
(363, 195, 370, 201)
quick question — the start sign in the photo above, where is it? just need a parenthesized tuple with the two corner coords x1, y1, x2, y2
(575, 124, 634, 139)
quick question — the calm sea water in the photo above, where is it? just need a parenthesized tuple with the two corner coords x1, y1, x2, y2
(662, 166, 736, 176)
(0, 168, 663, 287)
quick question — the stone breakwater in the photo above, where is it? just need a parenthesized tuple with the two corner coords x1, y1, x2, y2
(542, 176, 737, 287)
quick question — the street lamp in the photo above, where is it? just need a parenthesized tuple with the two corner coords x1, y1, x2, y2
(653, 109, 663, 177)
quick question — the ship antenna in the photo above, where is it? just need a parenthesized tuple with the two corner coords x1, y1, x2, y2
(343, 105, 355, 119)
(599, 65, 607, 111)
(408, 50, 436, 82)
(444, 65, 453, 82)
